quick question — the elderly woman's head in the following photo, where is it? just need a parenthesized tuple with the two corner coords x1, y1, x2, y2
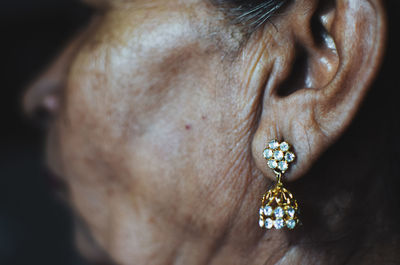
(24, 0, 400, 264)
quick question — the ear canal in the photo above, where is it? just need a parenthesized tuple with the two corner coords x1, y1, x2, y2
(276, 0, 339, 98)
(276, 44, 308, 97)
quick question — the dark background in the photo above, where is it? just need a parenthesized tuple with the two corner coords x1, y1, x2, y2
(1, 1, 92, 264)
(1, 1, 400, 265)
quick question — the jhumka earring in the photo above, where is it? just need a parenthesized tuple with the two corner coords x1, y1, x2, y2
(258, 139, 300, 230)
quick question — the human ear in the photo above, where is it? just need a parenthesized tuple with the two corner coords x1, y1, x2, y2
(250, 0, 386, 181)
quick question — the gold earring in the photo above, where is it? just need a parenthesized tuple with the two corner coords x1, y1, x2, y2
(258, 140, 300, 230)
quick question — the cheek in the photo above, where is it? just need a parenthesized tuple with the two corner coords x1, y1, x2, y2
(53, 11, 255, 246)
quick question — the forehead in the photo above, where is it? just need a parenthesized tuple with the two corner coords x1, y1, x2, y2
(78, 0, 241, 53)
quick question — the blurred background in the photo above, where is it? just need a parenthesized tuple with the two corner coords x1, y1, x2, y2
(1, 1, 92, 264)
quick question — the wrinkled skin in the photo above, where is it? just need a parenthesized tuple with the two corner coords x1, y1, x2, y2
(24, 0, 387, 264)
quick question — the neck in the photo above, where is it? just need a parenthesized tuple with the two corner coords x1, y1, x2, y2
(79, 133, 399, 265)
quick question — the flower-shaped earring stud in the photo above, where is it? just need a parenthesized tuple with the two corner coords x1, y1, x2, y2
(263, 140, 295, 175)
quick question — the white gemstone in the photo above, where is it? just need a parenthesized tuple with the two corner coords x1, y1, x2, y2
(265, 218, 273, 229)
(263, 205, 273, 216)
(268, 140, 279, 150)
(286, 219, 296, 229)
(286, 207, 295, 218)
(278, 161, 288, 171)
(267, 160, 278, 169)
(259, 218, 265, 227)
(285, 152, 295, 162)
(259, 208, 264, 216)
(274, 150, 284, 161)
(274, 218, 285, 229)
(280, 142, 289, 152)
(263, 149, 273, 159)
(274, 207, 284, 218)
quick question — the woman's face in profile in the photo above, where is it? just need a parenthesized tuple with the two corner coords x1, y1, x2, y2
(24, 0, 388, 263)
(26, 0, 267, 262)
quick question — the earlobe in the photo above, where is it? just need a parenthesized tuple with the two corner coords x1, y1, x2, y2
(250, 0, 386, 182)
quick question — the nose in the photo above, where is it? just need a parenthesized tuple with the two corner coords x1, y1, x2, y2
(23, 34, 83, 128)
